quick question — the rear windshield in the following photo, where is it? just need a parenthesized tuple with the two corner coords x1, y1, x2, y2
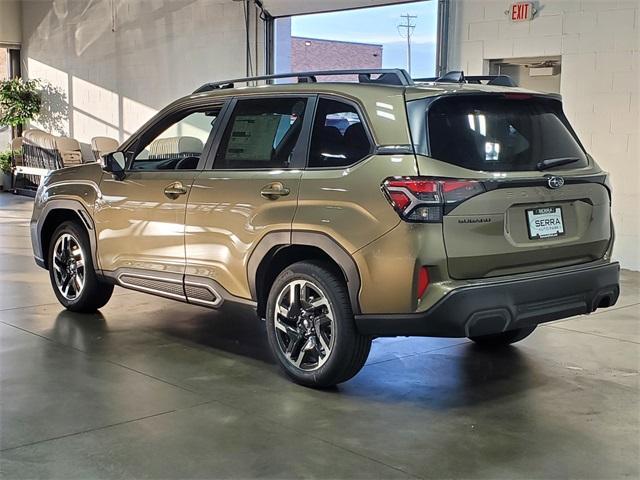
(424, 95, 588, 172)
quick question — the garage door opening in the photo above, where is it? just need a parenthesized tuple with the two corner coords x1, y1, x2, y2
(274, 0, 439, 80)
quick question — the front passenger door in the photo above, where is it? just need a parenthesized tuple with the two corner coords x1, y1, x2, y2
(94, 104, 225, 283)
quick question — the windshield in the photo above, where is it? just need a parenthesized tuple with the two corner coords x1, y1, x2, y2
(419, 95, 588, 172)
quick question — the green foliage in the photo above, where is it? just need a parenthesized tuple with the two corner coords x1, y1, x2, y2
(0, 150, 14, 174)
(0, 78, 42, 128)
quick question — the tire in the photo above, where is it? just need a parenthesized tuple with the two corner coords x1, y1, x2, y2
(265, 261, 371, 388)
(48, 221, 114, 312)
(469, 326, 536, 348)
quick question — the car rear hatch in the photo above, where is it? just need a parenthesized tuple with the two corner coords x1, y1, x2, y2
(406, 91, 612, 279)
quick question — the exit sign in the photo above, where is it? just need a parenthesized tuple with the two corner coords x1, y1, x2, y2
(510, 2, 534, 22)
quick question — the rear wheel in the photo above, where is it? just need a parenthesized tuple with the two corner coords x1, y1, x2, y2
(48, 221, 114, 312)
(265, 261, 371, 388)
(469, 326, 536, 347)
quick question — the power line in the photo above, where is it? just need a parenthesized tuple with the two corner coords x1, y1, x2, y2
(397, 13, 417, 75)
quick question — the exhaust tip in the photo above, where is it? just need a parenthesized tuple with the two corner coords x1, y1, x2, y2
(597, 296, 613, 309)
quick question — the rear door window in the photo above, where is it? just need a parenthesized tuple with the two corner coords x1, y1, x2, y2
(214, 97, 307, 170)
(425, 95, 588, 172)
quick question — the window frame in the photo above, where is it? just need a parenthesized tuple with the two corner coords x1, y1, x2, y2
(204, 93, 318, 171)
(304, 94, 376, 171)
(120, 97, 232, 173)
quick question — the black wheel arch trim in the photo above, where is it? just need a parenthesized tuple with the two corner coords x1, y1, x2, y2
(247, 230, 362, 314)
(34, 199, 100, 273)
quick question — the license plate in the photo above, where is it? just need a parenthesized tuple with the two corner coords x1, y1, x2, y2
(526, 206, 565, 239)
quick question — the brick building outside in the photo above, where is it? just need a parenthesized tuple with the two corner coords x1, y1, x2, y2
(290, 37, 383, 80)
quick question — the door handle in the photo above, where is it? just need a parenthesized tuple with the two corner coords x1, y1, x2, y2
(260, 182, 290, 200)
(164, 181, 188, 200)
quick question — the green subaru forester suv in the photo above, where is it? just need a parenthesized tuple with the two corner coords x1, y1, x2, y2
(31, 69, 620, 387)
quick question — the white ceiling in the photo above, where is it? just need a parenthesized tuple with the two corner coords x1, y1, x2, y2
(261, 0, 428, 18)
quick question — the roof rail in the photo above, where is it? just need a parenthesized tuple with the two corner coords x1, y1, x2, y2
(193, 69, 414, 93)
(414, 70, 518, 87)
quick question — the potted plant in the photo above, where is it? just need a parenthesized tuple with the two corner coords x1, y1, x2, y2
(0, 150, 13, 191)
(0, 78, 42, 135)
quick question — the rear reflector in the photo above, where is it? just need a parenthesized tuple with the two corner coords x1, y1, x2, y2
(382, 177, 485, 222)
(417, 266, 429, 299)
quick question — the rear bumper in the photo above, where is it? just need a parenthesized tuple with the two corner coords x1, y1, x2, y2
(354, 261, 620, 338)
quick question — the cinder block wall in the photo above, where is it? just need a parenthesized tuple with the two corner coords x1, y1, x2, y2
(448, 0, 639, 271)
(21, 0, 264, 144)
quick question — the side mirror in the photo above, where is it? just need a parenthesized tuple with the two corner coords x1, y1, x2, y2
(101, 151, 126, 180)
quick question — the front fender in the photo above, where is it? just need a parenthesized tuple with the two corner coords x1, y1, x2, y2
(31, 163, 104, 270)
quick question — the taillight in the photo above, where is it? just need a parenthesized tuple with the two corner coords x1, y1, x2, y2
(382, 177, 485, 222)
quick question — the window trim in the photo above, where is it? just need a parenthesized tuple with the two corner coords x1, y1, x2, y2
(121, 97, 231, 173)
(304, 94, 376, 171)
(204, 93, 318, 172)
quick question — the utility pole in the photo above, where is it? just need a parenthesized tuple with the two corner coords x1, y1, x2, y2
(398, 13, 417, 75)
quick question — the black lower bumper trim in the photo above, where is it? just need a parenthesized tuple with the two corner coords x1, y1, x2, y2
(355, 262, 620, 338)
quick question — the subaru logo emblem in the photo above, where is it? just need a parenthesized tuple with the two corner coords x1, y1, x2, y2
(547, 176, 565, 189)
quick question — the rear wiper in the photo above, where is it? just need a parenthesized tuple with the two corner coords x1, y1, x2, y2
(537, 157, 580, 170)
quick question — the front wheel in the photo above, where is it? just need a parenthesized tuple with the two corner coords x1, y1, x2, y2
(48, 221, 114, 312)
(265, 261, 371, 388)
(469, 326, 536, 347)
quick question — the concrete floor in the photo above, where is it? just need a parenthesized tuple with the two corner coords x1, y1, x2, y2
(0, 192, 638, 479)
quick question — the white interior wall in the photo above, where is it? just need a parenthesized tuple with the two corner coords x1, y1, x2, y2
(448, 0, 640, 271)
(0, 0, 22, 45)
(21, 0, 265, 148)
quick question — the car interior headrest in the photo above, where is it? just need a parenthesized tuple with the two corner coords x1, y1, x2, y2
(148, 136, 204, 157)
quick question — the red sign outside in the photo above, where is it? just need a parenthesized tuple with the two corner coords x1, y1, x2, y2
(511, 2, 534, 22)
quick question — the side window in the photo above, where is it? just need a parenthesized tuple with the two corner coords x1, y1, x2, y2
(308, 98, 372, 168)
(214, 97, 307, 170)
(130, 108, 221, 171)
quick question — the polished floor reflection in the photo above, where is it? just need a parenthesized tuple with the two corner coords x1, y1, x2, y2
(1, 193, 638, 479)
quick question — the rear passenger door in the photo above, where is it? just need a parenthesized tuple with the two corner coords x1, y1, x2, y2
(184, 95, 315, 303)
(293, 96, 401, 253)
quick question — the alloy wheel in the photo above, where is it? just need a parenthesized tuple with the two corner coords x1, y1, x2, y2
(273, 279, 335, 371)
(52, 233, 85, 301)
